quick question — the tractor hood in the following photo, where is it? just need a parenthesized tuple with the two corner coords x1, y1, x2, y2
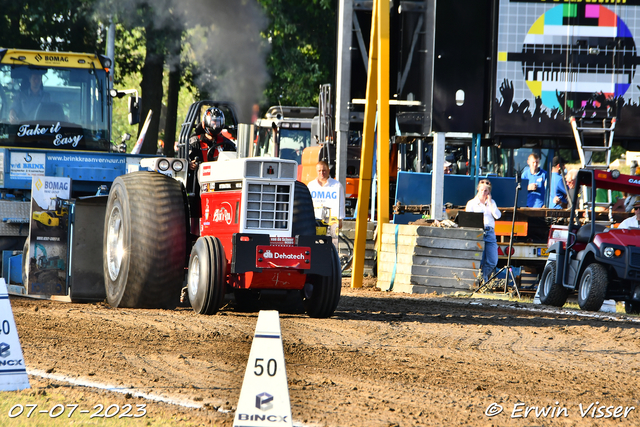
(594, 228, 640, 248)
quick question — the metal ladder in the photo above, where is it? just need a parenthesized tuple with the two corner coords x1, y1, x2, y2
(569, 116, 616, 221)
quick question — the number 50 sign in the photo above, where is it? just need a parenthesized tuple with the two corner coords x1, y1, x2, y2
(233, 311, 292, 427)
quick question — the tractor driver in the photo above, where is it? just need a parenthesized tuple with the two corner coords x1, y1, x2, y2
(187, 106, 236, 193)
(9, 69, 50, 123)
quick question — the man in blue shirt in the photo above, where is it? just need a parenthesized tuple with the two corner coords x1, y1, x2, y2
(521, 152, 547, 208)
(550, 156, 566, 209)
(552, 176, 569, 209)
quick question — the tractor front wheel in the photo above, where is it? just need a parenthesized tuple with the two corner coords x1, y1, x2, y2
(538, 261, 568, 307)
(187, 236, 227, 315)
(303, 244, 342, 318)
(104, 172, 186, 309)
(578, 263, 608, 311)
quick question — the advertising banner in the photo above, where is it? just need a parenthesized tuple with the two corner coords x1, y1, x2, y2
(27, 177, 71, 296)
(495, 0, 640, 137)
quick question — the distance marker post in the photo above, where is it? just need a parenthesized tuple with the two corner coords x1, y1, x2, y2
(233, 310, 292, 427)
(0, 278, 30, 391)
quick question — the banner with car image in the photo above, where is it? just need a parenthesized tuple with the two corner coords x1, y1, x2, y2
(27, 177, 71, 296)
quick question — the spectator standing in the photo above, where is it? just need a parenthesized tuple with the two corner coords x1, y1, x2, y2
(307, 160, 345, 229)
(550, 156, 566, 209)
(443, 161, 452, 174)
(565, 169, 578, 206)
(465, 179, 501, 285)
(521, 152, 547, 208)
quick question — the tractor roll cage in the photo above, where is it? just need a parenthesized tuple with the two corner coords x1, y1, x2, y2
(177, 100, 240, 160)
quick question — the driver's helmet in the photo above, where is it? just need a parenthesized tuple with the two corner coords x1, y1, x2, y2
(202, 107, 225, 137)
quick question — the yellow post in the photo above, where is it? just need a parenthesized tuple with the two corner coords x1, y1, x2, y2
(351, 0, 379, 288)
(376, 0, 390, 269)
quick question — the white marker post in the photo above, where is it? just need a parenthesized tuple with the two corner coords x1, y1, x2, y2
(233, 310, 292, 427)
(0, 279, 30, 391)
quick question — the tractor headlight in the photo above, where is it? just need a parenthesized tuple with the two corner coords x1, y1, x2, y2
(172, 160, 184, 172)
(158, 159, 170, 171)
(611, 169, 621, 179)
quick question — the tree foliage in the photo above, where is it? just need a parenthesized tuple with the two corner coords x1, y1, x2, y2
(257, 0, 336, 110)
(0, 0, 104, 53)
(0, 0, 337, 147)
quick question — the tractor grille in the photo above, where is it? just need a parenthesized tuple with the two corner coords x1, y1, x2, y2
(245, 183, 291, 230)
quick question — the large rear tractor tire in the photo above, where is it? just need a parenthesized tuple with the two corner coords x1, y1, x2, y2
(292, 181, 316, 237)
(538, 261, 569, 307)
(578, 263, 608, 312)
(188, 236, 227, 315)
(303, 244, 342, 318)
(104, 172, 187, 309)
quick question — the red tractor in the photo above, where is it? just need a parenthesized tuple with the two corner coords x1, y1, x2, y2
(539, 169, 640, 314)
(101, 101, 341, 317)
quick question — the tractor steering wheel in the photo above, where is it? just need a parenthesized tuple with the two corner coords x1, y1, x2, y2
(206, 142, 225, 162)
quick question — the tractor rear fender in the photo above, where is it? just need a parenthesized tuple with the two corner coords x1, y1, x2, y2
(231, 233, 335, 276)
(66, 195, 110, 301)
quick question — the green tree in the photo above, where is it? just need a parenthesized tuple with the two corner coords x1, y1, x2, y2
(99, 0, 269, 150)
(1, 0, 336, 147)
(0, 0, 104, 53)
(95, 0, 186, 154)
(257, 0, 336, 110)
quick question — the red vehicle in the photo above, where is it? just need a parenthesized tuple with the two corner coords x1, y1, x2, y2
(539, 169, 640, 314)
(101, 101, 341, 318)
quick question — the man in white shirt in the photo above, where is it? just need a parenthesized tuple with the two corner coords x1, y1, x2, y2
(618, 200, 640, 229)
(465, 179, 502, 284)
(306, 161, 345, 229)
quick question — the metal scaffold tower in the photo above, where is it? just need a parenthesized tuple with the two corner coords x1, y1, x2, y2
(570, 115, 617, 221)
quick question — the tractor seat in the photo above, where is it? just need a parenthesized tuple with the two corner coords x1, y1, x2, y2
(575, 223, 608, 243)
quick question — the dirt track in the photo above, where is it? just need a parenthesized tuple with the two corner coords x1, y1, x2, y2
(6, 280, 640, 426)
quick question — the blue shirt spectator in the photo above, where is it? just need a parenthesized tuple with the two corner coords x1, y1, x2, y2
(549, 171, 561, 207)
(552, 176, 568, 209)
(521, 153, 547, 208)
(549, 156, 565, 209)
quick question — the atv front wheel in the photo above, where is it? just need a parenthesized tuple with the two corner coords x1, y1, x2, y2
(578, 263, 608, 311)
